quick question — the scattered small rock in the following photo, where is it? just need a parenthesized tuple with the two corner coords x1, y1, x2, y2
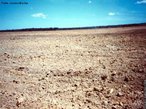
(117, 92, 124, 97)
(38, 55, 41, 58)
(38, 77, 45, 81)
(93, 87, 98, 91)
(89, 67, 93, 70)
(111, 73, 116, 76)
(74, 84, 78, 87)
(6, 53, 10, 58)
(86, 99, 91, 103)
(46, 73, 49, 77)
(119, 102, 123, 106)
(93, 86, 103, 92)
(111, 77, 115, 82)
(18, 97, 25, 103)
(138, 69, 144, 73)
(16, 101, 21, 107)
(102, 101, 108, 105)
(102, 65, 106, 69)
(124, 76, 129, 82)
(17, 67, 25, 71)
(86, 92, 91, 97)
(101, 75, 107, 81)
(16, 97, 25, 107)
(50, 70, 53, 73)
(4, 52, 9, 56)
(108, 88, 114, 94)
(67, 71, 72, 75)
(112, 106, 116, 109)
(13, 80, 19, 84)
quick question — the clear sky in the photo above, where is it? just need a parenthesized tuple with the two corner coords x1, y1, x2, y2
(0, 0, 146, 30)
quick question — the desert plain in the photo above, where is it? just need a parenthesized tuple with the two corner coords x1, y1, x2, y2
(0, 26, 146, 109)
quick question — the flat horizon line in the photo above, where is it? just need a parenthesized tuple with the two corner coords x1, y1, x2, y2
(0, 22, 146, 32)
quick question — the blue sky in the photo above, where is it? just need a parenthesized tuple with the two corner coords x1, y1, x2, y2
(0, 0, 146, 30)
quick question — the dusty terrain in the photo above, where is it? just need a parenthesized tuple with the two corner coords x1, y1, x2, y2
(0, 26, 146, 109)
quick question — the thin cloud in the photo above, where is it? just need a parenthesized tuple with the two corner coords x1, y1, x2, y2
(32, 13, 47, 19)
(108, 12, 116, 16)
(136, 0, 146, 4)
(88, 0, 92, 4)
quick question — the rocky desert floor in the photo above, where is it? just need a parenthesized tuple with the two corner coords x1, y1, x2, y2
(0, 26, 146, 109)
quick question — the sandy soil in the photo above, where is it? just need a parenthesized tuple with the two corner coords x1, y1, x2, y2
(0, 26, 146, 109)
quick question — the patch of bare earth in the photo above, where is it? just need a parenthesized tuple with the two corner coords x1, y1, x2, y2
(0, 26, 146, 109)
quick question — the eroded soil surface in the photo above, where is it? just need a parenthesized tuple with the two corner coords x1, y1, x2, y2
(0, 27, 146, 109)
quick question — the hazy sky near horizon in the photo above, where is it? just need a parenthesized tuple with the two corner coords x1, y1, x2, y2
(0, 0, 146, 30)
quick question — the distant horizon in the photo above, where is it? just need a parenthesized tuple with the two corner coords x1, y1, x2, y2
(0, 22, 146, 31)
(0, 0, 146, 30)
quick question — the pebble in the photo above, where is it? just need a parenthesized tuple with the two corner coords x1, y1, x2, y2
(109, 88, 114, 94)
(124, 76, 129, 82)
(119, 102, 123, 106)
(117, 92, 124, 97)
(18, 97, 25, 103)
(13, 80, 19, 84)
(16, 97, 25, 107)
(101, 75, 107, 81)
(102, 101, 108, 105)
(18, 67, 25, 71)
(138, 69, 144, 73)
(112, 106, 116, 109)
(93, 86, 103, 92)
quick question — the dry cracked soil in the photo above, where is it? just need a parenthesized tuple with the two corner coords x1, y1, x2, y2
(0, 26, 146, 109)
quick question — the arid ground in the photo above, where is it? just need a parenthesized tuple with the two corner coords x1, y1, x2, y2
(0, 26, 146, 109)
